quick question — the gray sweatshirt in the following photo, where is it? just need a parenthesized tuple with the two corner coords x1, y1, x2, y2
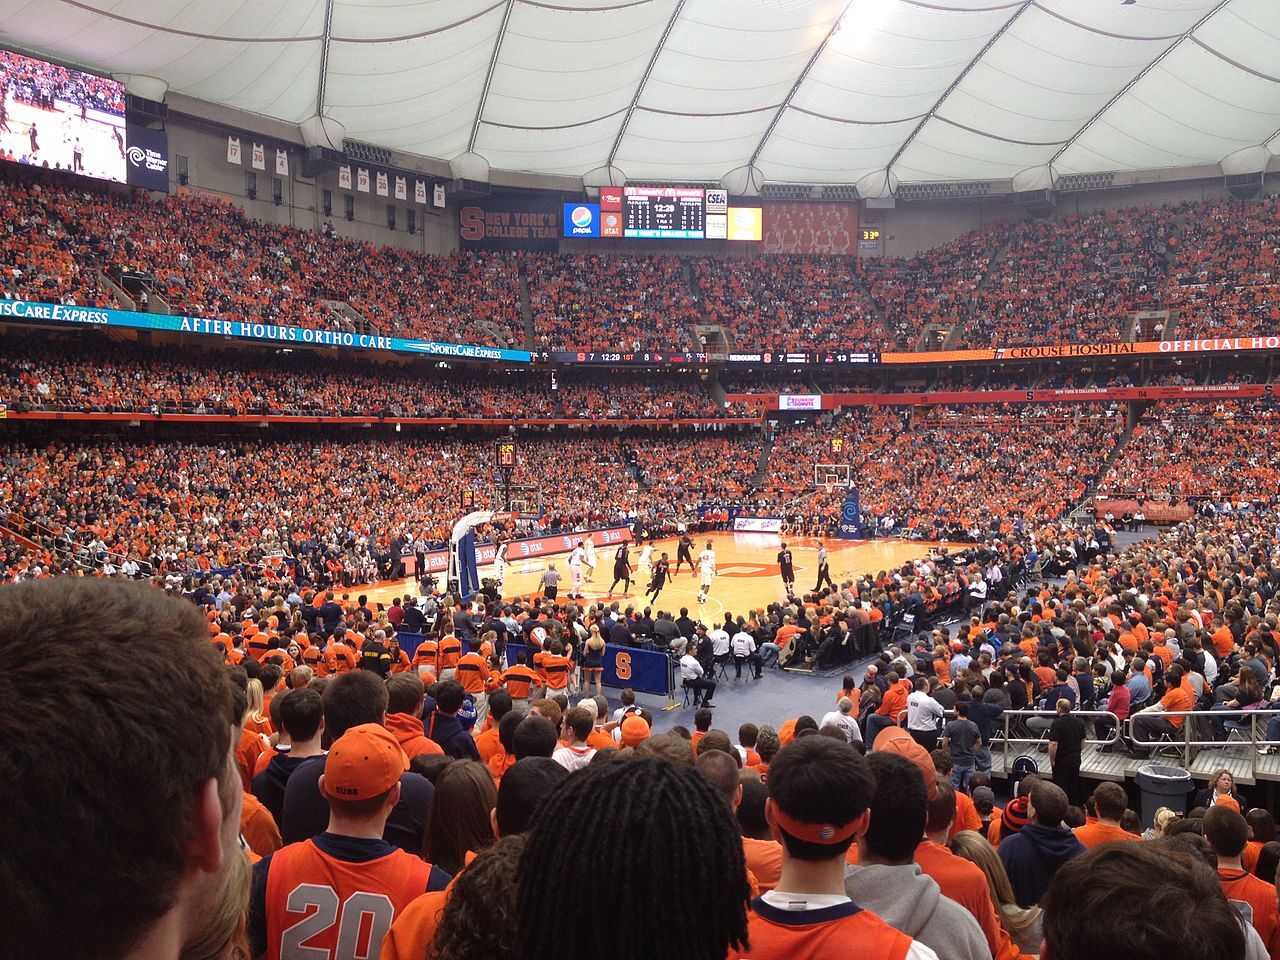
(845, 862, 992, 960)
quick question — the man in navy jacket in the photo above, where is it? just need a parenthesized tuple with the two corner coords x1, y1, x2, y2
(998, 780, 1084, 907)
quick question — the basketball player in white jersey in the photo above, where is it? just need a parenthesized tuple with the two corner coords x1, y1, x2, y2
(492, 538, 509, 586)
(583, 537, 597, 582)
(568, 540, 586, 599)
(697, 541, 716, 604)
(636, 539, 654, 585)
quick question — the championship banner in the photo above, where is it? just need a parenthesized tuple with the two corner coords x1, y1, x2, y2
(251, 143, 265, 171)
(394, 175, 407, 201)
(837, 487, 865, 540)
(376, 171, 388, 197)
(459, 193, 559, 251)
(338, 165, 352, 190)
(226, 136, 241, 165)
(275, 149, 288, 176)
(0, 298, 532, 363)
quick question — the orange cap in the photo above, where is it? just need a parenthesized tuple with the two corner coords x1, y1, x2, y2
(322, 723, 408, 801)
(873, 726, 938, 800)
(620, 715, 651, 747)
(1214, 794, 1242, 813)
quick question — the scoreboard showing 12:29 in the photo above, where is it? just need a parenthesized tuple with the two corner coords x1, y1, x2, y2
(623, 186, 706, 239)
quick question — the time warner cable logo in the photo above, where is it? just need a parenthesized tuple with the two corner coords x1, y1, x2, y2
(127, 145, 168, 173)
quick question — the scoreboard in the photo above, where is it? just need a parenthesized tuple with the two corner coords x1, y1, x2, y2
(563, 186, 759, 241)
(620, 186, 715, 239)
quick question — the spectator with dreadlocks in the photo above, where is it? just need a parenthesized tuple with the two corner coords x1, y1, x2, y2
(516, 756, 750, 960)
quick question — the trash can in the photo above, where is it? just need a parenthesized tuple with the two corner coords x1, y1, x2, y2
(1134, 763, 1192, 829)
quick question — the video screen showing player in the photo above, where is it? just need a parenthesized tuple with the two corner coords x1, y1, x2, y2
(0, 49, 126, 182)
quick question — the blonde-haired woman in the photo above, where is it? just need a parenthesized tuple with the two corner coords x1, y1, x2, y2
(242, 678, 272, 739)
(583, 623, 606, 698)
(949, 829, 1043, 955)
(1142, 806, 1179, 841)
(180, 850, 250, 960)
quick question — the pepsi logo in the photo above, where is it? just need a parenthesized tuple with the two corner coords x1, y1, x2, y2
(571, 206, 593, 228)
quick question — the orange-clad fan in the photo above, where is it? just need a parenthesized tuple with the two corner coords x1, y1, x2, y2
(412, 634, 439, 678)
(1204, 806, 1280, 959)
(455, 644, 489, 695)
(537, 639, 574, 695)
(247, 724, 450, 960)
(383, 674, 445, 761)
(324, 634, 358, 675)
(502, 654, 538, 705)
(1072, 784, 1139, 849)
(380, 757, 569, 960)
(437, 633, 463, 679)
(728, 736, 935, 960)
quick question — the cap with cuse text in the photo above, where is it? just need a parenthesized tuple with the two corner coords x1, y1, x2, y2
(322, 723, 408, 801)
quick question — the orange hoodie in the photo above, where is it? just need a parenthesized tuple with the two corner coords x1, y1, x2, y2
(384, 712, 445, 760)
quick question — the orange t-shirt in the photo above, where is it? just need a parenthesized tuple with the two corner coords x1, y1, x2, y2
(379, 890, 449, 960)
(915, 840, 1025, 960)
(728, 899, 913, 960)
(949, 790, 982, 840)
(236, 727, 267, 791)
(1073, 821, 1140, 849)
(240, 790, 283, 858)
(742, 837, 783, 894)
(502, 664, 537, 700)
(1212, 626, 1237, 658)
(454, 652, 489, 694)
(1219, 867, 1280, 957)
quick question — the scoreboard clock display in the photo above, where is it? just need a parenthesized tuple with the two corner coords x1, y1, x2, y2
(622, 186, 706, 239)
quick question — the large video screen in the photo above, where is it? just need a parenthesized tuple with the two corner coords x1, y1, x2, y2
(564, 184, 763, 242)
(0, 49, 126, 183)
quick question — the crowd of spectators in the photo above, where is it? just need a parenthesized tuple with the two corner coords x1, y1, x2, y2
(765, 404, 1124, 540)
(861, 228, 996, 347)
(962, 207, 1176, 347)
(12, 492, 1280, 960)
(1099, 399, 1280, 504)
(689, 255, 886, 352)
(0, 49, 126, 115)
(525, 253, 700, 352)
(0, 167, 524, 345)
(0, 336, 729, 421)
(8, 166, 1280, 353)
(1166, 196, 1280, 339)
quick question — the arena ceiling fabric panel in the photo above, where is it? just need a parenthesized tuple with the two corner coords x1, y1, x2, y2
(0, 0, 1278, 190)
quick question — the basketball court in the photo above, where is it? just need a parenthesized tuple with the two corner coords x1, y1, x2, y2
(357, 531, 948, 616)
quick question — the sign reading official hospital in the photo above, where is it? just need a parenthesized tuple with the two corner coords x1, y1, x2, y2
(0, 299, 532, 363)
